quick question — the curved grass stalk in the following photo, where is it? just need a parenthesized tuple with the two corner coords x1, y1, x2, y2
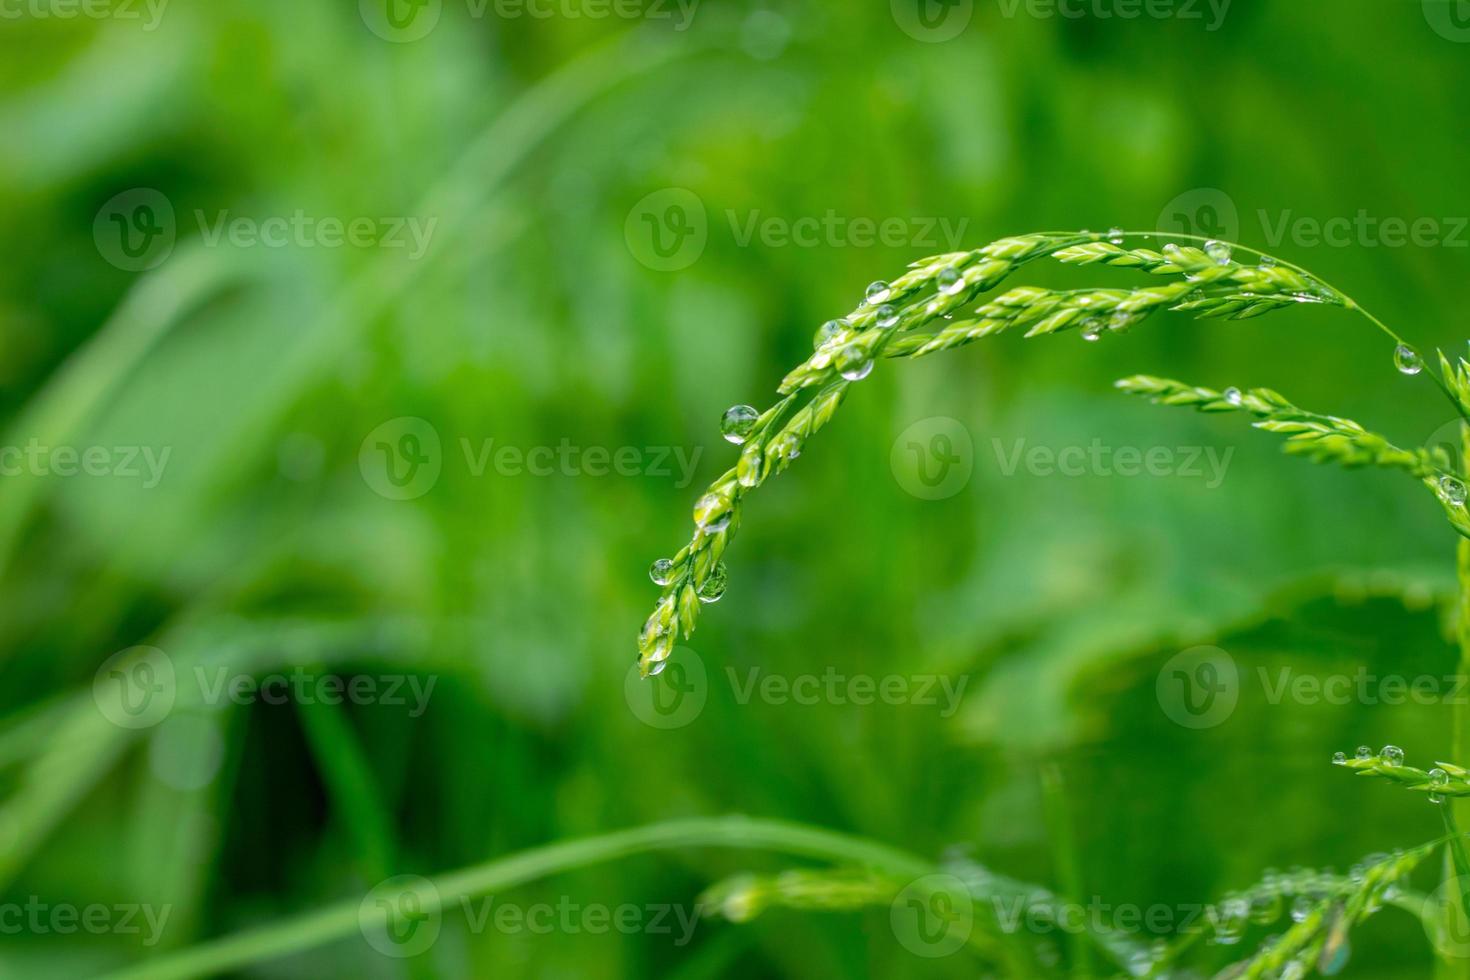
(97, 816, 948, 980)
(638, 229, 1463, 676)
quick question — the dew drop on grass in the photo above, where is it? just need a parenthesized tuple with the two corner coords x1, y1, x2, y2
(1107, 226, 1125, 244)
(645, 629, 674, 665)
(1332, 751, 1346, 765)
(1205, 239, 1232, 265)
(1080, 319, 1102, 342)
(814, 318, 848, 350)
(721, 404, 760, 444)
(837, 345, 874, 381)
(1258, 254, 1277, 270)
(1380, 744, 1404, 767)
(1394, 344, 1423, 375)
(1209, 894, 1248, 945)
(1442, 475, 1467, 505)
(1430, 767, 1449, 804)
(649, 558, 676, 586)
(693, 493, 732, 533)
(875, 305, 899, 329)
(1224, 387, 1244, 407)
(646, 659, 669, 676)
(1248, 890, 1281, 924)
(865, 280, 891, 305)
(698, 562, 728, 603)
(1290, 895, 1311, 923)
(937, 267, 963, 295)
(1355, 745, 1373, 761)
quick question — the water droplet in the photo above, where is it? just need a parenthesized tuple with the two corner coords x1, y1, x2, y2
(1162, 243, 1184, 262)
(1080, 319, 1102, 342)
(1209, 894, 1249, 945)
(1380, 744, 1404, 767)
(875, 305, 900, 329)
(647, 659, 669, 676)
(1394, 344, 1423, 375)
(1258, 255, 1277, 269)
(698, 562, 728, 603)
(1224, 386, 1244, 407)
(814, 319, 849, 351)
(865, 280, 891, 305)
(1249, 890, 1282, 924)
(837, 344, 874, 381)
(693, 492, 732, 533)
(644, 628, 674, 665)
(1430, 767, 1449, 804)
(720, 404, 760, 444)
(770, 432, 801, 461)
(736, 442, 763, 488)
(1107, 226, 1125, 245)
(1205, 240, 1232, 265)
(1108, 311, 1135, 332)
(1291, 895, 1312, 923)
(1332, 751, 1347, 765)
(1442, 475, 1467, 505)
(937, 268, 963, 296)
(649, 558, 677, 586)
(1355, 745, 1373, 761)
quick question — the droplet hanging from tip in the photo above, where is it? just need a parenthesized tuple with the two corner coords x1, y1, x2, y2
(1394, 344, 1423, 375)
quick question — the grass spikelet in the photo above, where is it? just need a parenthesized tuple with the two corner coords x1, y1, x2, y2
(637, 230, 1461, 675)
(1212, 844, 1436, 979)
(1116, 375, 1470, 538)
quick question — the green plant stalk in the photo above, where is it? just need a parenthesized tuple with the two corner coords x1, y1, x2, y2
(1454, 422, 1470, 979)
(96, 816, 941, 980)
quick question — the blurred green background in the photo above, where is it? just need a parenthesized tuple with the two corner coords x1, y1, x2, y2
(4, 0, 1470, 976)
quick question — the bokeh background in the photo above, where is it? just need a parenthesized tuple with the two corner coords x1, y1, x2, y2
(4, 1, 1470, 976)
